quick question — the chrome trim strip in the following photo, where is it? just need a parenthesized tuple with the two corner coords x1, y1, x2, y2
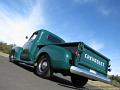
(70, 66, 111, 84)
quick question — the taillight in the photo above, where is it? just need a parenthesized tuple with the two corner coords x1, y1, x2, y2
(108, 61, 112, 72)
(74, 50, 80, 56)
(108, 61, 111, 67)
(108, 68, 112, 72)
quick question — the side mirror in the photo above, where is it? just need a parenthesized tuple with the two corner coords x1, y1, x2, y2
(25, 36, 28, 39)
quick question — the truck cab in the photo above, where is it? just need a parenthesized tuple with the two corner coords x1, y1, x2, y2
(9, 29, 111, 88)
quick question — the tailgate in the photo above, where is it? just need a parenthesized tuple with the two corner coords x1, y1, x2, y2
(76, 42, 110, 75)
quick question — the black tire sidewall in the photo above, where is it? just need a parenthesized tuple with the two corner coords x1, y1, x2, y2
(9, 51, 15, 62)
(36, 54, 51, 78)
(71, 75, 88, 88)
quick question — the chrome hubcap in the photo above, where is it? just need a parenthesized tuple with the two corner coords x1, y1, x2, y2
(42, 61, 47, 70)
(10, 54, 14, 61)
(38, 60, 48, 72)
(11, 55, 13, 59)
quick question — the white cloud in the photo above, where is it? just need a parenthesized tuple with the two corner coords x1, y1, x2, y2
(73, 0, 112, 16)
(0, 0, 45, 46)
(89, 40, 104, 51)
(98, 7, 112, 16)
(73, 0, 98, 4)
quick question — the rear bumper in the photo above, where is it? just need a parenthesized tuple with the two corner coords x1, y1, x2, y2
(70, 66, 111, 84)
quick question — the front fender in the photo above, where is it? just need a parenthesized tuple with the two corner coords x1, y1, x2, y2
(36, 45, 72, 70)
(11, 46, 23, 61)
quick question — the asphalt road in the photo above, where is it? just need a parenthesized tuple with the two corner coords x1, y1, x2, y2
(0, 56, 101, 90)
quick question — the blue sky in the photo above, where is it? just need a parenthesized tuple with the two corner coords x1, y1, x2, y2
(0, 0, 120, 75)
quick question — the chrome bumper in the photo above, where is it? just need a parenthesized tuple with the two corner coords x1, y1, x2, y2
(70, 66, 111, 84)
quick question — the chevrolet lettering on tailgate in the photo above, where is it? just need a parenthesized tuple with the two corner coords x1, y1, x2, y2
(85, 54, 105, 67)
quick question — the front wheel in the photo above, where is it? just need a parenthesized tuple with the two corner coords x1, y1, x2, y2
(9, 51, 15, 62)
(71, 75, 88, 88)
(35, 54, 52, 78)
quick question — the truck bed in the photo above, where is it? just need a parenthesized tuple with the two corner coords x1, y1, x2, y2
(38, 42, 110, 83)
(54, 42, 110, 61)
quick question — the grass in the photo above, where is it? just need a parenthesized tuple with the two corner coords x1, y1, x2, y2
(87, 80, 120, 90)
(0, 52, 9, 57)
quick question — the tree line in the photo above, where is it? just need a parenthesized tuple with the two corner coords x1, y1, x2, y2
(0, 41, 14, 54)
(110, 75, 120, 87)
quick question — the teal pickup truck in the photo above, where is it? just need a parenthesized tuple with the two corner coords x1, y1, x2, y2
(9, 29, 111, 87)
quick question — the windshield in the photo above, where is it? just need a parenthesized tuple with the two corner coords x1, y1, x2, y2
(29, 32, 38, 41)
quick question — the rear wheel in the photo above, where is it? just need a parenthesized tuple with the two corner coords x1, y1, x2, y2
(35, 54, 52, 78)
(71, 75, 88, 88)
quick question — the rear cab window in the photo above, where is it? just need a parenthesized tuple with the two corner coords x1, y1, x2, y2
(48, 35, 62, 43)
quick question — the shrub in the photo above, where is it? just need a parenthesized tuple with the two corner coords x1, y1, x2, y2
(110, 75, 120, 87)
(0, 42, 14, 54)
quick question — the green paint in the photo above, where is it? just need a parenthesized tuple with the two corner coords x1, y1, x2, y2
(11, 29, 111, 82)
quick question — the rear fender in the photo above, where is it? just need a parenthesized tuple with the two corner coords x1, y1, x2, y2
(36, 45, 72, 70)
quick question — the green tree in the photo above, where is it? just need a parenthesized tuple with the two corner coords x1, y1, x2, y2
(110, 75, 120, 87)
(0, 41, 14, 54)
